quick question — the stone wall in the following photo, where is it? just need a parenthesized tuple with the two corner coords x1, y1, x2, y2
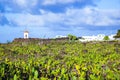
(13, 37, 69, 44)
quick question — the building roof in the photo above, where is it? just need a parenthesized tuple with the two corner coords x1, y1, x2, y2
(24, 31, 29, 33)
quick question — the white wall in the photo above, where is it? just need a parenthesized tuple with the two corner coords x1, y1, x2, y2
(24, 32, 29, 39)
(79, 34, 115, 42)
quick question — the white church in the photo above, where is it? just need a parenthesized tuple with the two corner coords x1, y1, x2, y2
(24, 31, 29, 39)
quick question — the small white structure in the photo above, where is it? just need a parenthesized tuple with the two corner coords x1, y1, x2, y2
(24, 31, 29, 39)
(79, 34, 116, 42)
(55, 35, 67, 38)
(79, 34, 105, 42)
(109, 34, 115, 40)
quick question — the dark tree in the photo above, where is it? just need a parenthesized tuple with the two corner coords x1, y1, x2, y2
(114, 30, 120, 39)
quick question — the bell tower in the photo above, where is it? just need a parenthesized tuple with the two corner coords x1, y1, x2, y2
(24, 31, 29, 39)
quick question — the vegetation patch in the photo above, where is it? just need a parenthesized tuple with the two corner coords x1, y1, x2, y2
(0, 41, 120, 80)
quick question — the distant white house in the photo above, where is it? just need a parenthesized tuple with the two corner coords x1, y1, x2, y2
(24, 31, 29, 39)
(55, 35, 67, 38)
(116, 38, 120, 40)
(79, 34, 115, 42)
(109, 34, 116, 40)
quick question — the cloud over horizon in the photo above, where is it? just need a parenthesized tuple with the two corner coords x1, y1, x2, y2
(3, 7, 120, 28)
(0, 0, 120, 42)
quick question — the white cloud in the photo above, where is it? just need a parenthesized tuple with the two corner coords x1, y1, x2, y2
(92, 9, 120, 26)
(5, 12, 63, 27)
(42, 0, 81, 5)
(42, 0, 56, 5)
(64, 7, 120, 26)
(13, 0, 38, 8)
(42, 12, 64, 23)
(39, 9, 47, 14)
(4, 7, 120, 28)
(14, 0, 27, 7)
(6, 13, 44, 26)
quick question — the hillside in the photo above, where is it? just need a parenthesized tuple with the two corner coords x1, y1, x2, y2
(0, 41, 120, 79)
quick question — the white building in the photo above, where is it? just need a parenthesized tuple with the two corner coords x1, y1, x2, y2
(55, 35, 67, 38)
(24, 31, 29, 39)
(79, 34, 115, 42)
(109, 34, 115, 40)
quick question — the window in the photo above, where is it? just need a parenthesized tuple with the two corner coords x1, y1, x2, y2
(25, 34, 27, 38)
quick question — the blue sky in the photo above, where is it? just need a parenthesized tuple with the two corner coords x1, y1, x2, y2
(0, 0, 120, 43)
